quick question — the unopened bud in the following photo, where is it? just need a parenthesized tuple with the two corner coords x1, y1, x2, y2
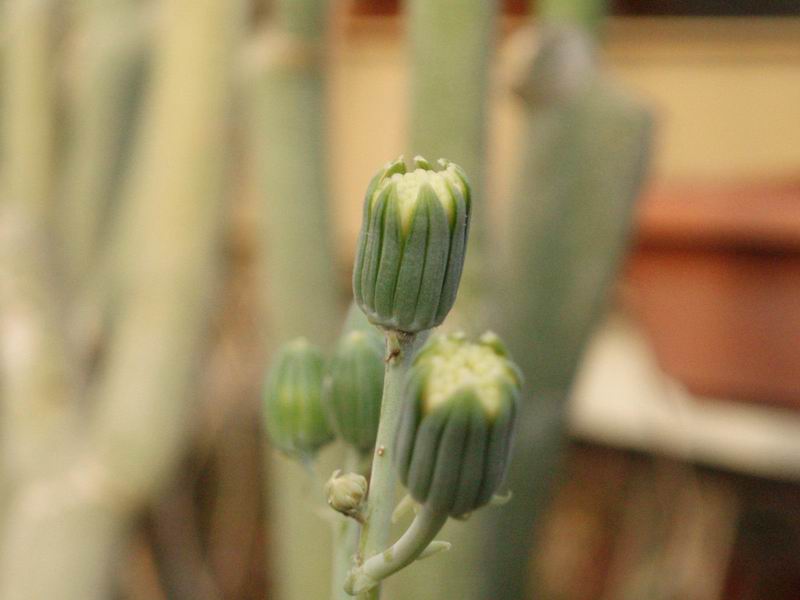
(263, 338, 334, 460)
(353, 156, 471, 333)
(324, 326, 385, 453)
(325, 469, 368, 521)
(394, 332, 521, 517)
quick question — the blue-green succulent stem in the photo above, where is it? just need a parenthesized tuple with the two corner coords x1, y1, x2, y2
(354, 330, 418, 599)
(346, 505, 448, 595)
(538, 0, 607, 32)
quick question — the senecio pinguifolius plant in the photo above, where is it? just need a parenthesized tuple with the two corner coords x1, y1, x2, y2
(262, 157, 522, 598)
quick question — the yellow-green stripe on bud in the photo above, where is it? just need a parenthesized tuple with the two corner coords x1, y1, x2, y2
(353, 156, 471, 333)
(263, 338, 334, 461)
(394, 332, 521, 517)
(324, 325, 385, 453)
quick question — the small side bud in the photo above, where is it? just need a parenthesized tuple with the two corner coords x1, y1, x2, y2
(263, 338, 334, 461)
(394, 332, 522, 518)
(324, 470, 368, 522)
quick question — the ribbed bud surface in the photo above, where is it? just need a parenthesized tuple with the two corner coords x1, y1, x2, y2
(353, 156, 471, 333)
(263, 338, 334, 460)
(394, 332, 521, 517)
(324, 326, 385, 453)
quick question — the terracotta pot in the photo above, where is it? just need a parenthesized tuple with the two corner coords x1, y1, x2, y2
(624, 179, 800, 409)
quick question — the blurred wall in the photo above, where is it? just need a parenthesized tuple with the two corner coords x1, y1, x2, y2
(328, 16, 800, 253)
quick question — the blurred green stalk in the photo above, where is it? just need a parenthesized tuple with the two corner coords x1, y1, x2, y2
(60, 0, 147, 290)
(407, 0, 496, 314)
(538, 0, 606, 31)
(0, 0, 244, 597)
(480, 18, 653, 599)
(246, 2, 341, 599)
(0, 0, 72, 505)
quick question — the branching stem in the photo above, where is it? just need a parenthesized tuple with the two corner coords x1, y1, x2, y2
(347, 505, 448, 595)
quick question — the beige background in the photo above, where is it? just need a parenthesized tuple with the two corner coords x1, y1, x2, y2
(328, 16, 800, 252)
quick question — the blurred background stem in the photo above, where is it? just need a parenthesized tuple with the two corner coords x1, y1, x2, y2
(407, 0, 496, 315)
(538, 0, 606, 31)
(0, 0, 75, 523)
(246, 1, 341, 599)
(60, 0, 148, 294)
(0, 0, 244, 596)
(479, 8, 653, 594)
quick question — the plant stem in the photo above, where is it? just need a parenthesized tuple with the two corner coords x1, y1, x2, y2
(0, 0, 72, 491)
(482, 53, 653, 600)
(61, 0, 146, 291)
(538, 0, 607, 32)
(0, 0, 244, 595)
(408, 0, 496, 320)
(246, 2, 339, 597)
(355, 331, 417, 599)
(331, 448, 367, 600)
(348, 506, 448, 595)
(246, 9, 338, 348)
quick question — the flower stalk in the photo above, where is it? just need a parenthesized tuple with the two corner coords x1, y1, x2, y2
(346, 505, 448, 595)
(354, 331, 417, 599)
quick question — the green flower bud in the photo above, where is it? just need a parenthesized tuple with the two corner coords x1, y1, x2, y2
(394, 332, 521, 518)
(324, 469, 368, 521)
(324, 326, 385, 453)
(263, 338, 334, 460)
(353, 156, 471, 333)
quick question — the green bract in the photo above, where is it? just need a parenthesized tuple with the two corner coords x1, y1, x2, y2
(394, 332, 521, 517)
(324, 325, 385, 453)
(263, 338, 334, 460)
(353, 156, 471, 333)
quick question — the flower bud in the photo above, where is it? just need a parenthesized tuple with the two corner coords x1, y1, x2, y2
(353, 156, 471, 333)
(263, 338, 334, 460)
(394, 332, 521, 517)
(325, 469, 368, 520)
(324, 326, 385, 453)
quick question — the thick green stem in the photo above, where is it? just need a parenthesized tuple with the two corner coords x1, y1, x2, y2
(538, 0, 607, 32)
(247, 4, 338, 347)
(408, 0, 496, 319)
(0, 0, 244, 596)
(481, 55, 653, 600)
(61, 0, 147, 290)
(0, 0, 73, 491)
(355, 331, 417, 599)
(246, 3, 340, 599)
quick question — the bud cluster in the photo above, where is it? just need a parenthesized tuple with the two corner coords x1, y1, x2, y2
(263, 309, 386, 460)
